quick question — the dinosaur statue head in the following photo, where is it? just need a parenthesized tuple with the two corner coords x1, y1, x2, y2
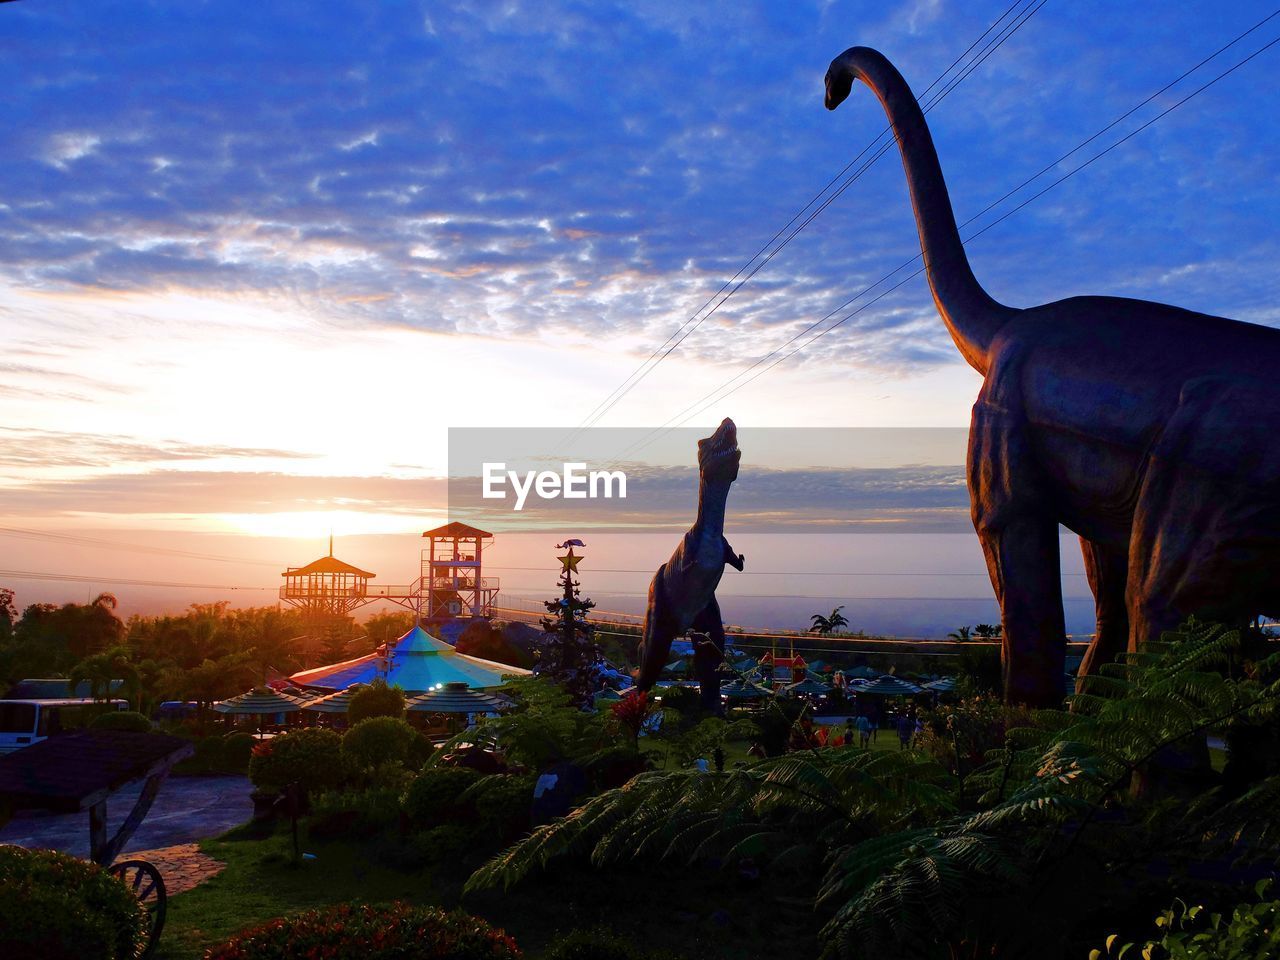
(697, 417, 740, 485)
(823, 49, 857, 110)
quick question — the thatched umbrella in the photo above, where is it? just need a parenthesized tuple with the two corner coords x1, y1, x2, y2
(214, 687, 306, 736)
(214, 687, 306, 715)
(405, 682, 511, 715)
(301, 683, 368, 714)
(720, 678, 772, 701)
(785, 676, 832, 697)
(855, 676, 924, 696)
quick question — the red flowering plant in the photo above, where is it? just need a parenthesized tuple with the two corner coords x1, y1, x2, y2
(205, 901, 521, 960)
(610, 689, 655, 745)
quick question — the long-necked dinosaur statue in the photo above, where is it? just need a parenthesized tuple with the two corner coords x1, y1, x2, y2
(825, 46, 1280, 706)
(636, 417, 745, 711)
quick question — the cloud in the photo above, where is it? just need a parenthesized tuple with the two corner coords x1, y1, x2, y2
(0, 0, 1276, 384)
(0, 469, 448, 517)
(0, 428, 318, 469)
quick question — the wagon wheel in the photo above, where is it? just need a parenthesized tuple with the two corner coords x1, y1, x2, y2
(109, 858, 167, 958)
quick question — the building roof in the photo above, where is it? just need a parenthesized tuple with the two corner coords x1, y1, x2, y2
(3, 679, 125, 700)
(422, 521, 492, 539)
(0, 730, 194, 813)
(281, 555, 376, 578)
(289, 625, 529, 693)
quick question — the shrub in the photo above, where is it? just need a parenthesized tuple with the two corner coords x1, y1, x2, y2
(249, 727, 345, 793)
(220, 731, 255, 772)
(0, 846, 147, 960)
(192, 734, 224, 772)
(408, 730, 436, 772)
(205, 901, 521, 960)
(347, 678, 406, 724)
(471, 774, 536, 842)
(309, 785, 405, 837)
(582, 745, 648, 791)
(405, 765, 483, 825)
(407, 824, 478, 866)
(342, 716, 417, 773)
(915, 695, 1033, 775)
(542, 928, 678, 960)
(1094, 881, 1280, 960)
(88, 710, 152, 733)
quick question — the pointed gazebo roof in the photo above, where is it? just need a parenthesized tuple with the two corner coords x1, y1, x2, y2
(289, 625, 530, 694)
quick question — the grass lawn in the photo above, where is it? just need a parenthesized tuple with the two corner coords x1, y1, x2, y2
(158, 819, 817, 959)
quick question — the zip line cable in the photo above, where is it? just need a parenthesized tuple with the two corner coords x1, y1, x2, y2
(567, 0, 1047, 439)
(612, 11, 1280, 457)
(0, 568, 276, 591)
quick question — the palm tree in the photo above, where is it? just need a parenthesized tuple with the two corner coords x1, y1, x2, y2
(68, 645, 140, 709)
(973, 623, 1001, 639)
(810, 605, 849, 635)
(947, 625, 972, 642)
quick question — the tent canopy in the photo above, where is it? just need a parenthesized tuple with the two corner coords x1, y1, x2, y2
(290, 625, 530, 694)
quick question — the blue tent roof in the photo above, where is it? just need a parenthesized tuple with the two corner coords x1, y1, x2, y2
(290, 625, 530, 693)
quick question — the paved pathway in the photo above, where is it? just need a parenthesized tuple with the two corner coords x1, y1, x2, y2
(120, 842, 226, 894)
(0, 774, 253, 859)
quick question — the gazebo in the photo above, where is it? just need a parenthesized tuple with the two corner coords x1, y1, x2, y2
(289, 625, 530, 694)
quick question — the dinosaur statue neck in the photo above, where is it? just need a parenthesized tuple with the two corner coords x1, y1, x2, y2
(694, 477, 731, 552)
(839, 47, 1013, 374)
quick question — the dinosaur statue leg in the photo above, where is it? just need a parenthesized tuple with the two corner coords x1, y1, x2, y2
(637, 563, 678, 691)
(1078, 538, 1129, 679)
(691, 596, 727, 714)
(970, 399, 1066, 707)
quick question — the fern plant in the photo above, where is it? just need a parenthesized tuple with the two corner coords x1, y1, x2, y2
(464, 621, 1280, 960)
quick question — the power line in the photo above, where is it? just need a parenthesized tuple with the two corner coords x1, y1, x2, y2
(568, 0, 1047, 438)
(0, 525, 286, 568)
(618, 9, 1280, 454)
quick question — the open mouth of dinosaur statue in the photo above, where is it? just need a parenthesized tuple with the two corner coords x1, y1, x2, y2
(698, 417, 740, 476)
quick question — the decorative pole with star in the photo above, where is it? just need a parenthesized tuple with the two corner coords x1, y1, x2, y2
(535, 542, 600, 708)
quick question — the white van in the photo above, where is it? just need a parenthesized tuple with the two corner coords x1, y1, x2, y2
(0, 698, 130, 754)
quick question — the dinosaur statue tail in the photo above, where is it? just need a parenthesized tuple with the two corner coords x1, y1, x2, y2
(825, 46, 1015, 375)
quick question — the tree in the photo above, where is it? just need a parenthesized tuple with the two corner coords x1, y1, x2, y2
(973, 623, 1001, 639)
(347, 678, 406, 724)
(68, 646, 141, 709)
(810, 605, 849, 635)
(535, 549, 602, 709)
(947, 625, 973, 642)
(0, 587, 15, 643)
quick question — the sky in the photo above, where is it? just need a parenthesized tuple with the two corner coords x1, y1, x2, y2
(2, 0, 1278, 630)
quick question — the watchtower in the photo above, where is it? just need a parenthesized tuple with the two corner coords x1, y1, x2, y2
(421, 522, 498, 622)
(279, 538, 375, 655)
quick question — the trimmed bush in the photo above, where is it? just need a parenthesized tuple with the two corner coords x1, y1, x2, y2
(407, 730, 436, 772)
(220, 731, 255, 773)
(192, 734, 224, 771)
(205, 901, 521, 960)
(342, 716, 416, 771)
(347, 678, 406, 724)
(88, 710, 152, 733)
(0, 846, 148, 960)
(249, 727, 345, 793)
(404, 765, 483, 825)
(542, 928, 677, 960)
(472, 774, 535, 842)
(309, 785, 404, 837)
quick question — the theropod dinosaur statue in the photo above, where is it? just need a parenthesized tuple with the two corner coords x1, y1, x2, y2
(826, 46, 1280, 706)
(636, 417, 745, 710)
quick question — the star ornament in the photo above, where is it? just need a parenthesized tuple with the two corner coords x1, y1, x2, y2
(558, 549, 583, 572)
